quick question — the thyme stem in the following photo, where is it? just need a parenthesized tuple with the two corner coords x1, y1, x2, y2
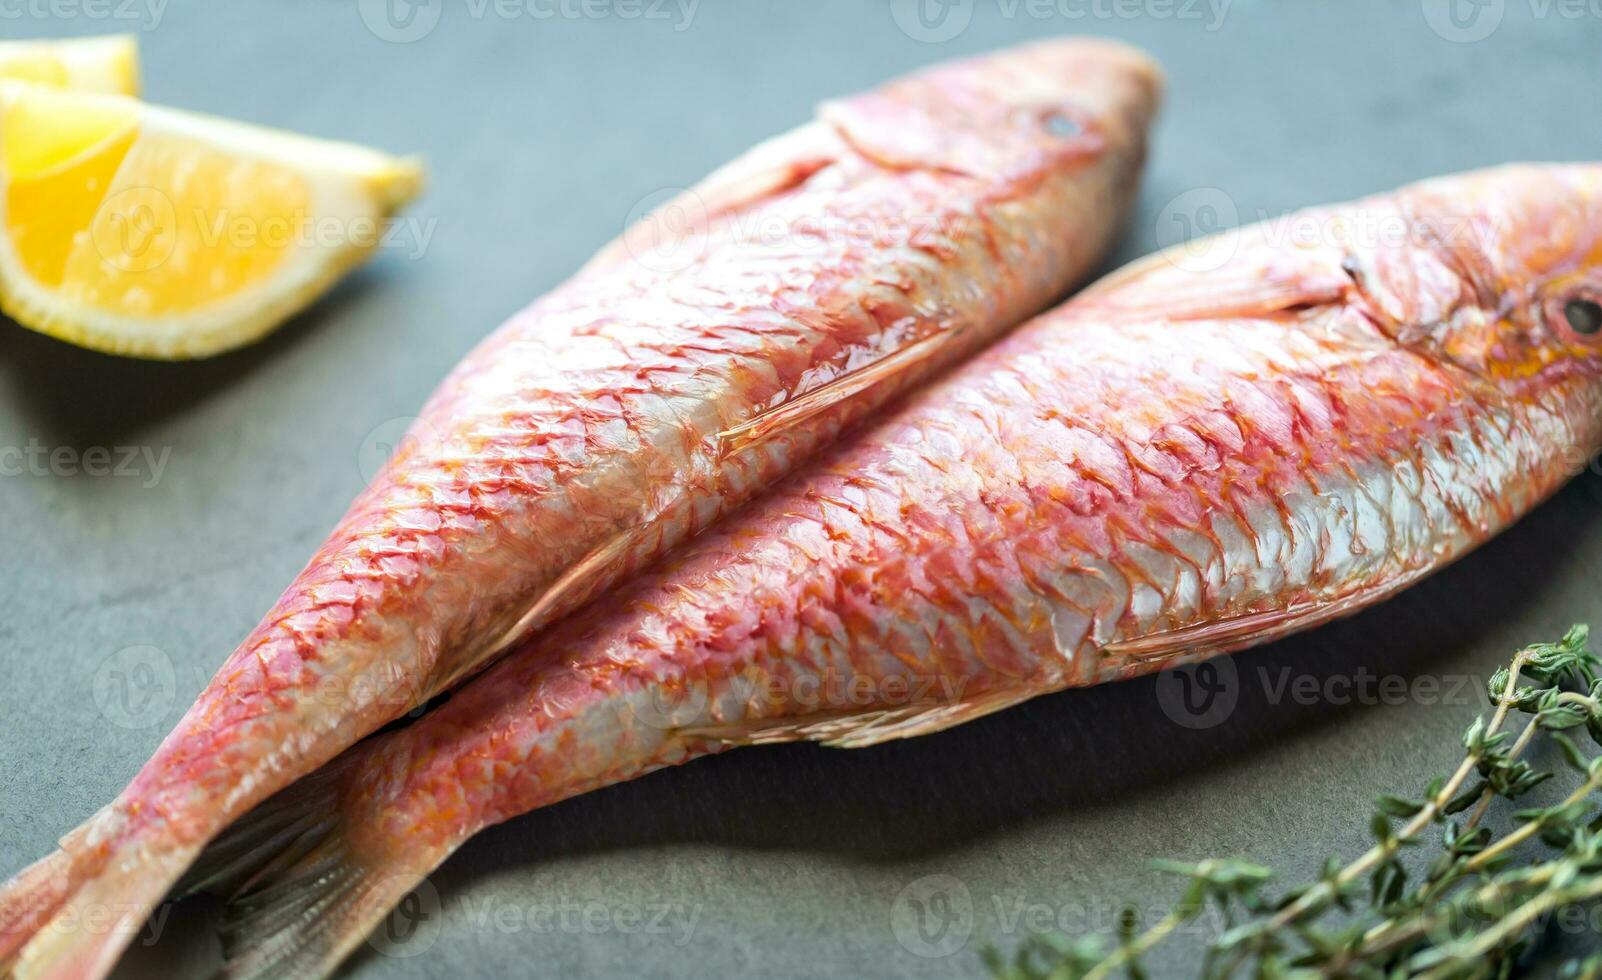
(992, 627, 1602, 980)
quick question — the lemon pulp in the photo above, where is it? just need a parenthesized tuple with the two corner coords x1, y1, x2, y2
(0, 82, 422, 359)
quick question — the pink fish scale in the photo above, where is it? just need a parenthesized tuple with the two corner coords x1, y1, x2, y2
(0, 41, 1170, 980)
(315, 170, 1602, 875)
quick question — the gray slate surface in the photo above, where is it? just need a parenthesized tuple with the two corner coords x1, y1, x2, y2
(2, 1, 1599, 977)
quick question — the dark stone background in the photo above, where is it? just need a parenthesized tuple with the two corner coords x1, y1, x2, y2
(1, 1, 1597, 976)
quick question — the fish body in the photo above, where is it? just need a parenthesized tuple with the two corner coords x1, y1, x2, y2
(204, 164, 1602, 978)
(0, 39, 1162, 980)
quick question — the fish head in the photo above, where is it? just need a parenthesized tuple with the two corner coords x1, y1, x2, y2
(820, 38, 1164, 183)
(1355, 164, 1602, 391)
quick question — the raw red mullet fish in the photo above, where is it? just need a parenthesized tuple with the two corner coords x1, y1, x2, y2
(0, 39, 1161, 980)
(194, 163, 1602, 979)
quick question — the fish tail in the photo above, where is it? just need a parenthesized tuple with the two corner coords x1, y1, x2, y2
(216, 838, 438, 980)
(0, 802, 128, 971)
(0, 847, 77, 969)
(183, 757, 445, 980)
(176, 755, 355, 902)
(2, 819, 203, 980)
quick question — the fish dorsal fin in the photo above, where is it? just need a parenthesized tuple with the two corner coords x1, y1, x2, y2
(583, 121, 840, 274)
(1075, 230, 1353, 322)
(679, 685, 1039, 750)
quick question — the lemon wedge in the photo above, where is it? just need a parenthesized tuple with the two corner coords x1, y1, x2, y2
(0, 82, 423, 358)
(0, 35, 140, 95)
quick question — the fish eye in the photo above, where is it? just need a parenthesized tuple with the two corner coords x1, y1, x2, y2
(1565, 298, 1602, 336)
(1042, 111, 1082, 139)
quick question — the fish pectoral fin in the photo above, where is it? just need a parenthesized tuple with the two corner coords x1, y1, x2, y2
(462, 528, 640, 687)
(679, 685, 1040, 751)
(717, 326, 968, 455)
(1102, 574, 1425, 667)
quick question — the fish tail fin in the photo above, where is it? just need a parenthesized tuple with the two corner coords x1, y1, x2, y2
(2, 756, 376, 979)
(186, 757, 443, 980)
(176, 757, 353, 901)
(0, 847, 77, 968)
(216, 838, 437, 980)
(0, 803, 130, 971)
(4, 825, 202, 980)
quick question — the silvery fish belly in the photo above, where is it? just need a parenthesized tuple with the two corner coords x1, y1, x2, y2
(195, 163, 1602, 980)
(0, 39, 1161, 980)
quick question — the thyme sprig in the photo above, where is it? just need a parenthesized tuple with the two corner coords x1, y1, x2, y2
(987, 625, 1602, 980)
